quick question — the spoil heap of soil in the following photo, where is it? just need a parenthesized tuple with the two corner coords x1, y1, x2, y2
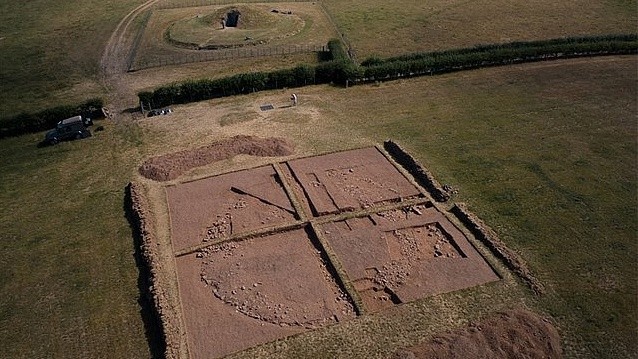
(139, 135, 294, 181)
(391, 309, 562, 359)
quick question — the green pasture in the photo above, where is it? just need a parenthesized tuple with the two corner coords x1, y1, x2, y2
(0, 0, 636, 358)
(0, 0, 147, 118)
(1, 56, 634, 358)
(313, 57, 637, 358)
(0, 120, 152, 358)
(322, 0, 638, 59)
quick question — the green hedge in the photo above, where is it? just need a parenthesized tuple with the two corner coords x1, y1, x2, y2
(140, 34, 637, 108)
(326, 38, 349, 61)
(140, 65, 325, 108)
(138, 38, 362, 108)
(0, 98, 104, 139)
(360, 34, 638, 81)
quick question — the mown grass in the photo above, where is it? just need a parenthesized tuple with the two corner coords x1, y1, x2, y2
(0, 0, 147, 118)
(322, 0, 637, 59)
(0, 120, 152, 358)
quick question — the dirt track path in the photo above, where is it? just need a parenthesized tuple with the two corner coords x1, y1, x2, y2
(100, 0, 160, 117)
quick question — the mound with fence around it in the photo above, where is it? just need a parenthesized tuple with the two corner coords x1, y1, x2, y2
(167, 5, 306, 49)
(129, 1, 337, 71)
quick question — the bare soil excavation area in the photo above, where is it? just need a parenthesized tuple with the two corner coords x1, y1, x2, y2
(166, 164, 297, 252)
(166, 147, 500, 358)
(286, 147, 424, 216)
(320, 205, 499, 313)
(176, 228, 354, 359)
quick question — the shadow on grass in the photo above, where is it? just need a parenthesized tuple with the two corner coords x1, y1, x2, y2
(123, 106, 141, 114)
(123, 186, 166, 359)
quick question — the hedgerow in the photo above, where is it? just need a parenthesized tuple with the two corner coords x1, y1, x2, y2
(360, 34, 637, 82)
(0, 98, 104, 139)
(139, 34, 637, 109)
(326, 38, 349, 61)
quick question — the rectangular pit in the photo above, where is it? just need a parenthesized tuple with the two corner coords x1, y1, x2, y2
(319, 204, 500, 313)
(161, 146, 501, 357)
(166, 165, 297, 252)
(287, 147, 423, 216)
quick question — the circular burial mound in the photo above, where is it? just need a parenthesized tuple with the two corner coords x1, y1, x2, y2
(139, 135, 294, 181)
(390, 309, 562, 359)
(166, 5, 305, 49)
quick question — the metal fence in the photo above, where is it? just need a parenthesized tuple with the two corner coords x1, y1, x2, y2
(127, 0, 331, 71)
(129, 44, 326, 71)
(156, 0, 314, 10)
(318, 1, 357, 62)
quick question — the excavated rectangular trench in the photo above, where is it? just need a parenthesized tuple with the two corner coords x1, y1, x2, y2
(163, 146, 499, 358)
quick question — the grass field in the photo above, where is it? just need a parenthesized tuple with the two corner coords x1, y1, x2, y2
(0, 0, 149, 118)
(2, 56, 633, 358)
(0, 0, 636, 358)
(1, 0, 635, 116)
(0, 121, 152, 357)
(322, 0, 638, 59)
(131, 56, 636, 358)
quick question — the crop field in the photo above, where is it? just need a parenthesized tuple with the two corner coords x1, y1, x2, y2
(0, 0, 636, 358)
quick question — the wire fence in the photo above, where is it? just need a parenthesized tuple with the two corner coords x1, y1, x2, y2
(318, 2, 357, 62)
(127, 0, 334, 71)
(156, 0, 314, 10)
(129, 44, 327, 71)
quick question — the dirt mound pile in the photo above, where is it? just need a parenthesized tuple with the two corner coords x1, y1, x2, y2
(391, 309, 562, 359)
(139, 135, 294, 181)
